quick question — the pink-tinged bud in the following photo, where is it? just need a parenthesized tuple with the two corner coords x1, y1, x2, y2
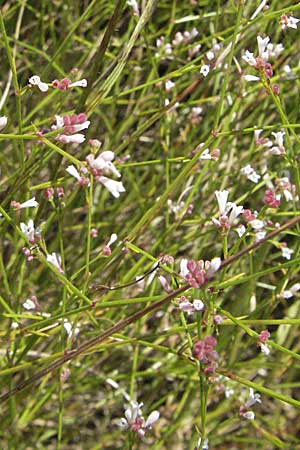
(158, 275, 173, 293)
(90, 228, 98, 238)
(11, 200, 21, 210)
(103, 245, 111, 256)
(88, 139, 102, 148)
(211, 148, 220, 160)
(259, 329, 270, 344)
(44, 187, 54, 200)
(22, 247, 34, 261)
(264, 63, 273, 79)
(213, 314, 224, 324)
(263, 189, 280, 208)
(60, 367, 71, 382)
(185, 203, 194, 215)
(242, 209, 256, 222)
(187, 259, 197, 272)
(56, 187, 64, 198)
(272, 84, 279, 95)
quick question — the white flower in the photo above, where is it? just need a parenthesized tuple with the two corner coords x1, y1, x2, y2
(242, 50, 256, 66)
(245, 388, 261, 409)
(0, 116, 7, 131)
(107, 233, 118, 247)
(206, 50, 214, 60)
(66, 165, 81, 181)
(20, 219, 35, 243)
(266, 43, 284, 59)
(54, 115, 64, 129)
(179, 298, 205, 315)
(228, 203, 244, 224)
(197, 437, 209, 450)
(271, 131, 285, 148)
(215, 190, 229, 215)
(257, 35, 270, 59)
(249, 219, 265, 230)
(243, 74, 260, 82)
(235, 224, 246, 237)
(69, 79, 87, 88)
(117, 401, 159, 438)
(127, 0, 139, 16)
(282, 283, 300, 299)
(23, 298, 36, 310)
(28, 75, 48, 92)
(180, 259, 189, 277)
(199, 148, 212, 160)
(47, 252, 64, 273)
(287, 16, 300, 29)
(19, 197, 39, 209)
(99, 176, 126, 198)
(281, 246, 294, 260)
(260, 343, 270, 355)
(240, 165, 260, 183)
(57, 133, 85, 144)
(89, 151, 121, 178)
(165, 80, 175, 91)
(63, 319, 80, 338)
(206, 257, 221, 278)
(255, 230, 266, 241)
(200, 65, 210, 77)
(243, 411, 255, 420)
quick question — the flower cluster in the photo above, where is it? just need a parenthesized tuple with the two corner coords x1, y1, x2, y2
(193, 336, 219, 375)
(28, 75, 87, 92)
(242, 35, 283, 82)
(117, 401, 159, 439)
(53, 113, 90, 144)
(180, 257, 221, 288)
(254, 129, 286, 156)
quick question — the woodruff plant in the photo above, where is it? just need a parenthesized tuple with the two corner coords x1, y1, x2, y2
(1, 1, 300, 449)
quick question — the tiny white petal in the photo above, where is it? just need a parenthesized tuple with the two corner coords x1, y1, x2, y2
(145, 410, 160, 428)
(69, 79, 88, 88)
(200, 64, 210, 77)
(243, 74, 260, 82)
(0, 116, 8, 130)
(66, 165, 81, 180)
(107, 233, 118, 247)
(38, 82, 49, 92)
(20, 197, 39, 209)
(99, 177, 125, 198)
